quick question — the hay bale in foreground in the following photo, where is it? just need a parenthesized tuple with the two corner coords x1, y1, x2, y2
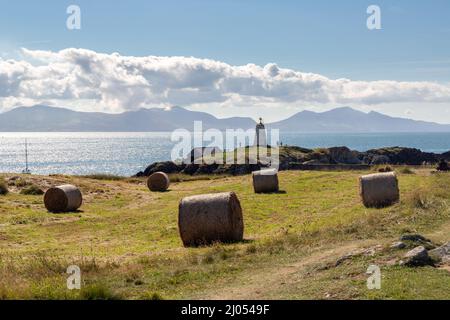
(178, 192, 244, 247)
(147, 172, 170, 192)
(252, 169, 279, 193)
(359, 172, 399, 208)
(44, 184, 82, 213)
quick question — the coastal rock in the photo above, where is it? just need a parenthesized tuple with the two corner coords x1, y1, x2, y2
(366, 147, 438, 165)
(196, 163, 220, 175)
(441, 151, 450, 161)
(328, 147, 362, 164)
(369, 155, 390, 165)
(400, 246, 433, 267)
(181, 164, 200, 175)
(135, 146, 444, 177)
(143, 161, 184, 176)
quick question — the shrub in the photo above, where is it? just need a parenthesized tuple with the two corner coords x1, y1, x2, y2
(20, 184, 44, 195)
(0, 178, 8, 195)
(80, 283, 122, 300)
(400, 167, 415, 174)
(13, 178, 30, 188)
(377, 166, 393, 173)
(143, 292, 164, 300)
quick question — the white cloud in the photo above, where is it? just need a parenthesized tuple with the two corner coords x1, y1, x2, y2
(1, 48, 450, 114)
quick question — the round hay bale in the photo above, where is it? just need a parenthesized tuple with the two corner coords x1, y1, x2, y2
(359, 172, 399, 208)
(44, 184, 82, 213)
(147, 172, 170, 192)
(178, 192, 244, 247)
(252, 169, 279, 193)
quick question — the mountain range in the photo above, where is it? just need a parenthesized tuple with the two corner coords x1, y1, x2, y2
(0, 105, 449, 132)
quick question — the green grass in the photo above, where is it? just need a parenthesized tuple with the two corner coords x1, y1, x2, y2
(168, 173, 229, 183)
(79, 174, 127, 181)
(0, 169, 448, 300)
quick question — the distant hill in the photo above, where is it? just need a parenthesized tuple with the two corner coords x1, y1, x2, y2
(1, 105, 449, 132)
(0, 105, 256, 132)
(269, 107, 450, 132)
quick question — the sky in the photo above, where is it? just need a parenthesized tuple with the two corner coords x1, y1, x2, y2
(0, 0, 450, 123)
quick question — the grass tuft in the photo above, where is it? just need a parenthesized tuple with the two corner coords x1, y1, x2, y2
(400, 167, 415, 174)
(80, 283, 122, 300)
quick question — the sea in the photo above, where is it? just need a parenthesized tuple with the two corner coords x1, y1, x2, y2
(0, 132, 449, 176)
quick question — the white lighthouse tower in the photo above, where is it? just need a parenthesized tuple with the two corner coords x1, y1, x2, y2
(254, 117, 267, 147)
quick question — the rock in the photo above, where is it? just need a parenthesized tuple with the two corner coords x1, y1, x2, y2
(391, 241, 406, 250)
(366, 147, 438, 165)
(142, 161, 183, 176)
(328, 147, 362, 164)
(400, 246, 433, 267)
(135, 146, 443, 177)
(428, 242, 450, 263)
(370, 155, 390, 165)
(135, 171, 145, 177)
(441, 151, 450, 161)
(437, 159, 449, 172)
(181, 164, 200, 175)
(196, 163, 219, 175)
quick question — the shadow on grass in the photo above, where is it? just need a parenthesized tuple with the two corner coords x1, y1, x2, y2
(256, 190, 287, 195)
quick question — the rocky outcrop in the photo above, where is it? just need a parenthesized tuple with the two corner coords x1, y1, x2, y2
(400, 246, 434, 267)
(328, 147, 362, 164)
(392, 234, 449, 268)
(364, 147, 439, 165)
(441, 151, 450, 161)
(429, 242, 450, 263)
(136, 161, 185, 177)
(135, 146, 449, 177)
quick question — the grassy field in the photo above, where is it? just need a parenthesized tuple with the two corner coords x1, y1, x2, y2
(0, 168, 449, 300)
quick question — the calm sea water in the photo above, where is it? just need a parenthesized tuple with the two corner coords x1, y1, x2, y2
(0, 132, 449, 176)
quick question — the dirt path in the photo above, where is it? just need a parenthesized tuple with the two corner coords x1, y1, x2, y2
(199, 220, 450, 300)
(200, 240, 378, 300)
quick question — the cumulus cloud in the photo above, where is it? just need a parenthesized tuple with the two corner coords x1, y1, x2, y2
(0, 48, 450, 113)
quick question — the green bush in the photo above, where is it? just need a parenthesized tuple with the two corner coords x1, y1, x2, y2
(13, 178, 30, 188)
(20, 184, 44, 195)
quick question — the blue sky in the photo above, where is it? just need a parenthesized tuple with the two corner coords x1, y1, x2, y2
(1, 0, 450, 122)
(1, 0, 450, 81)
